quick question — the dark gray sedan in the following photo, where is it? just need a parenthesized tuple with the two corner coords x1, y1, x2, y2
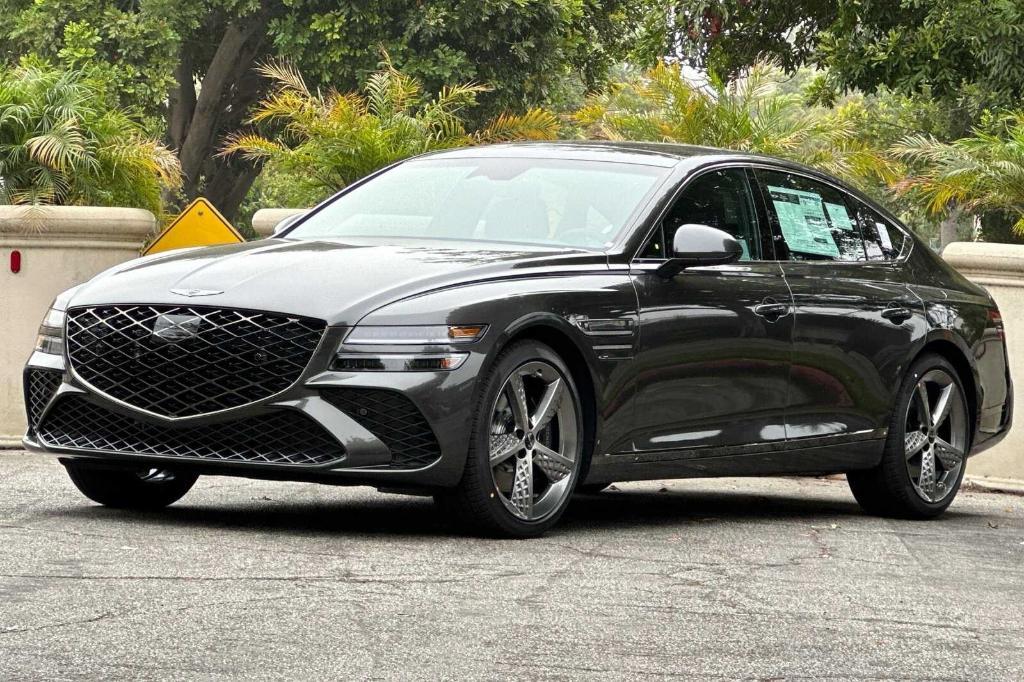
(23, 142, 1013, 537)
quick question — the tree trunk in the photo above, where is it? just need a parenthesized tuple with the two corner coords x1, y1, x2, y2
(940, 206, 962, 251)
(204, 161, 262, 225)
(168, 55, 196, 153)
(174, 4, 270, 208)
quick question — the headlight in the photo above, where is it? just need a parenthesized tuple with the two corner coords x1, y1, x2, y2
(344, 324, 486, 345)
(34, 306, 66, 355)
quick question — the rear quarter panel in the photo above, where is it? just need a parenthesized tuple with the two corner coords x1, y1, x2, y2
(904, 242, 1011, 449)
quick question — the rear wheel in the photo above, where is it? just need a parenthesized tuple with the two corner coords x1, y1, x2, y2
(848, 354, 970, 518)
(63, 460, 198, 510)
(436, 340, 584, 538)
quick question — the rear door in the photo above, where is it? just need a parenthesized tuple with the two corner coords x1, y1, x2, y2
(629, 167, 794, 453)
(752, 167, 924, 449)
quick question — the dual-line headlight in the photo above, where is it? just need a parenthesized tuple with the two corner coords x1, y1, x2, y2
(333, 324, 486, 372)
(34, 306, 66, 356)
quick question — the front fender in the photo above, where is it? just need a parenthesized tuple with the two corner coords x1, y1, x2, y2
(356, 273, 641, 456)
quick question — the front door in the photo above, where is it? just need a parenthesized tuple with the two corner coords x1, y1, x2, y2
(630, 167, 793, 453)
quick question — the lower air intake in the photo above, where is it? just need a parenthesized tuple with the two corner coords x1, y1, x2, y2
(320, 388, 441, 469)
(37, 397, 345, 466)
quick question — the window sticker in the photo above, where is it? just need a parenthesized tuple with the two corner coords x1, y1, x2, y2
(875, 222, 893, 251)
(766, 186, 840, 258)
(824, 202, 855, 231)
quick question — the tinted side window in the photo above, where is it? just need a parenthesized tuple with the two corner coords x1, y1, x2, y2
(756, 169, 865, 262)
(856, 203, 907, 261)
(640, 168, 763, 260)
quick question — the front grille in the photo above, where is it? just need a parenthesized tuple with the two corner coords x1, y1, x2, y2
(321, 388, 441, 468)
(37, 396, 344, 466)
(66, 305, 326, 417)
(25, 369, 62, 429)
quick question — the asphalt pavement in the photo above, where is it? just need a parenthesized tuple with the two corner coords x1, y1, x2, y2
(1, 451, 1022, 680)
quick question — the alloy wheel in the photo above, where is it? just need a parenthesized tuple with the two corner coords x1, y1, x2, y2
(488, 360, 580, 521)
(904, 369, 968, 503)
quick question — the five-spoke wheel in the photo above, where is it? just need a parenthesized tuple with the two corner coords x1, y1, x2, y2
(903, 369, 968, 503)
(848, 354, 970, 518)
(437, 340, 584, 537)
(488, 360, 579, 522)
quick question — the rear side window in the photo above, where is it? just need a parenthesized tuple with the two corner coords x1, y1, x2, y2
(855, 203, 907, 261)
(755, 169, 865, 262)
(639, 168, 765, 261)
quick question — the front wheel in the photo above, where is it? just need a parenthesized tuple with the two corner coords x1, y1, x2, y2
(848, 354, 970, 519)
(436, 340, 585, 538)
(63, 460, 198, 510)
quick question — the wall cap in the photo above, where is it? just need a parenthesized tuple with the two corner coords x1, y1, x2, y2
(942, 241, 1024, 280)
(0, 206, 155, 244)
(252, 208, 309, 237)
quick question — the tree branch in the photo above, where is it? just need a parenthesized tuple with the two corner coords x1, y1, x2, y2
(168, 53, 196, 152)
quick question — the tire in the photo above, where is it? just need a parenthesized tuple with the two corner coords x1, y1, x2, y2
(436, 340, 586, 538)
(63, 460, 198, 510)
(848, 354, 971, 519)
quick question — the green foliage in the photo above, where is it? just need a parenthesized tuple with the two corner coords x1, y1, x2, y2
(0, 61, 180, 213)
(222, 59, 559, 200)
(574, 61, 896, 188)
(891, 112, 1024, 234)
(667, 1, 1024, 119)
(0, 0, 178, 132)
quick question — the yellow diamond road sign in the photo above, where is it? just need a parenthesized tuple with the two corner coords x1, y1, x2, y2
(143, 197, 245, 255)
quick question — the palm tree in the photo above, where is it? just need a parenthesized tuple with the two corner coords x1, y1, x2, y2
(891, 113, 1024, 237)
(0, 62, 181, 216)
(222, 58, 560, 201)
(573, 61, 897, 190)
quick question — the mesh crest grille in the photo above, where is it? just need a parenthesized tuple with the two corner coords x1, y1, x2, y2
(66, 305, 325, 417)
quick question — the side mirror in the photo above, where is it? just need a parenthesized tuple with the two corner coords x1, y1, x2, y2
(656, 224, 743, 278)
(271, 213, 304, 237)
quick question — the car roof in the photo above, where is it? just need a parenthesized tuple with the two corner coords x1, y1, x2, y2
(418, 140, 823, 175)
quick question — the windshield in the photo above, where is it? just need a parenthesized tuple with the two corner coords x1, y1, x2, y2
(286, 157, 670, 249)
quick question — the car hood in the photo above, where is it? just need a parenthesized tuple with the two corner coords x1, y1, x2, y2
(69, 238, 608, 325)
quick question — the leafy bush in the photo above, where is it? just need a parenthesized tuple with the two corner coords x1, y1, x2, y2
(222, 58, 559, 203)
(0, 61, 181, 215)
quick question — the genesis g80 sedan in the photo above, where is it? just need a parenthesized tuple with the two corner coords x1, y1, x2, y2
(23, 142, 1012, 537)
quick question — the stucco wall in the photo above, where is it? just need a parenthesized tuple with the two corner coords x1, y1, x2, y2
(944, 241, 1024, 483)
(0, 207, 154, 446)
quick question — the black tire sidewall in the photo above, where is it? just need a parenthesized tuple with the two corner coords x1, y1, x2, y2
(64, 460, 198, 509)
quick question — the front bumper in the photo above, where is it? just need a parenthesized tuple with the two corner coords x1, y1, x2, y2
(23, 326, 482, 488)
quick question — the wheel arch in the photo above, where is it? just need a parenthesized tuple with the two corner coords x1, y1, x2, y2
(910, 334, 981, 443)
(485, 314, 600, 481)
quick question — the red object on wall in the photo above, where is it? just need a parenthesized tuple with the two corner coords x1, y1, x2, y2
(10, 250, 21, 274)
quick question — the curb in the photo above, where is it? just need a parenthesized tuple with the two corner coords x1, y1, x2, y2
(964, 475, 1024, 496)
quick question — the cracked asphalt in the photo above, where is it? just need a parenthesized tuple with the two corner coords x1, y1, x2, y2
(1, 452, 1023, 680)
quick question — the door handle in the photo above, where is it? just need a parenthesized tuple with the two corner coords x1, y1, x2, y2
(881, 306, 913, 324)
(753, 298, 789, 321)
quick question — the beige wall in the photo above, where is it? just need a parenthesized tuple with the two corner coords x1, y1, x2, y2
(0, 207, 154, 446)
(944, 242, 1024, 483)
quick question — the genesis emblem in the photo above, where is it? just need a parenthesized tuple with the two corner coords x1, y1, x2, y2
(170, 288, 223, 297)
(152, 314, 201, 342)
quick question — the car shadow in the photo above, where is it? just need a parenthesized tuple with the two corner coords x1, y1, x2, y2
(47, 481, 974, 539)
